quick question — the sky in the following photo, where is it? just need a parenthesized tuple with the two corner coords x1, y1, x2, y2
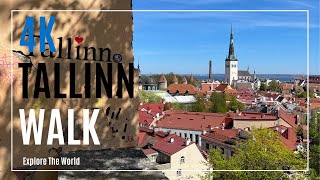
(132, 0, 319, 75)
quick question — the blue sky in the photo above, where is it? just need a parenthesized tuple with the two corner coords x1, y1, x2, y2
(132, 0, 319, 75)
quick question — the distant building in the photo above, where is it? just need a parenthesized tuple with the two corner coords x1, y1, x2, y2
(172, 75, 178, 84)
(142, 76, 158, 90)
(224, 26, 258, 86)
(238, 68, 256, 82)
(158, 74, 168, 89)
(181, 76, 187, 84)
(167, 84, 198, 96)
(225, 26, 238, 85)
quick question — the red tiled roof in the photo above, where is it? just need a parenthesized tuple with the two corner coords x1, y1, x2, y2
(154, 131, 167, 138)
(310, 98, 320, 103)
(167, 84, 197, 95)
(139, 112, 154, 125)
(156, 111, 226, 131)
(259, 92, 280, 100)
(271, 126, 297, 151)
(201, 129, 238, 143)
(152, 134, 194, 156)
(278, 108, 299, 128)
(280, 83, 293, 90)
(139, 103, 164, 113)
(139, 126, 154, 133)
(158, 74, 167, 83)
(138, 132, 149, 147)
(143, 148, 158, 155)
(225, 89, 238, 95)
(215, 83, 229, 92)
(233, 112, 278, 121)
(201, 83, 219, 92)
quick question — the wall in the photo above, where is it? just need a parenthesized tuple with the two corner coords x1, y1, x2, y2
(155, 128, 202, 146)
(233, 119, 278, 129)
(163, 143, 208, 180)
(0, 0, 138, 178)
(201, 138, 233, 157)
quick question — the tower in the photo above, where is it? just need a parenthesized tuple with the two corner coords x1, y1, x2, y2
(158, 74, 167, 89)
(225, 25, 238, 85)
(172, 74, 178, 84)
(181, 76, 187, 84)
(209, 60, 212, 81)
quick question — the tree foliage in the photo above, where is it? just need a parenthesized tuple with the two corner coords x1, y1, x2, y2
(268, 80, 280, 92)
(204, 129, 306, 180)
(209, 92, 228, 113)
(309, 109, 320, 177)
(260, 83, 267, 91)
(296, 91, 315, 98)
(191, 95, 207, 112)
(140, 91, 162, 104)
(228, 96, 245, 112)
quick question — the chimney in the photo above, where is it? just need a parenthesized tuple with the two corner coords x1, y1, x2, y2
(209, 60, 212, 80)
(295, 115, 300, 125)
(169, 137, 174, 143)
(222, 123, 225, 130)
(186, 138, 191, 146)
(203, 130, 207, 134)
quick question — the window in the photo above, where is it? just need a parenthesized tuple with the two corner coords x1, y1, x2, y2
(195, 134, 199, 145)
(221, 147, 224, 154)
(177, 169, 182, 176)
(185, 133, 187, 138)
(151, 155, 156, 162)
(190, 134, 193, 141)
(180, 156, 185, 164)
(179, 133, 182, 137)
(206, 143, 209, 149)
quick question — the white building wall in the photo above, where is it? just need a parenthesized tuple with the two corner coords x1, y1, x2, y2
(225, 60, 238, 85)
(162, 143, 208, 180)
(154, 128, 203, 146)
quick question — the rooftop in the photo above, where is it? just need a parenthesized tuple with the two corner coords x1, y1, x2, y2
(152, 134, 194, 156)
(167, 84, 197, 95)
(156, 110, 226, 131)
(233, 112, 278, 121)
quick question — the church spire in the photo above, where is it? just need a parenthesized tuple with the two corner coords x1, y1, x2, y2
(227, 25, 237, 61)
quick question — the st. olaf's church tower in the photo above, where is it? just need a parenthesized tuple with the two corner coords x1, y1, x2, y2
(225, 26, 238, 85)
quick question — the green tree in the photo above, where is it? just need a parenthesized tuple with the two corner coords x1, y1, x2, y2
(171, 102, 181, 110)
(209, 92, 227, 113)
(297, 91, 315, 98)
(268, 80, 280, 92)
(309, 109, 320, 177)
(228, 96, 245, 112)
(140, 91, 162, 104)
(204, 129, 306, 180)
(260, 83, 267, 91)
(191, 95, 206, 112)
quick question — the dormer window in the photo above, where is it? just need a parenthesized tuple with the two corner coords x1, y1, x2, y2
(180, 156, 185, 164)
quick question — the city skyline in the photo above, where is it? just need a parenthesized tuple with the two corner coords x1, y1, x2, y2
(132, 0, 319, 75)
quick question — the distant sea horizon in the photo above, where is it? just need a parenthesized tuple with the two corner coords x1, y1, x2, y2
(142, 74, 311, 82)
